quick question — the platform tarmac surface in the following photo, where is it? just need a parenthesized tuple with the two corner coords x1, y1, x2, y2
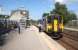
(0, 26, 66, 50)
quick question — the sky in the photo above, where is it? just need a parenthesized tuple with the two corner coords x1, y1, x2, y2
(0, 0, 78, 20)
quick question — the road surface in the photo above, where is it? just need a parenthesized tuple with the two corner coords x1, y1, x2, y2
(0, 25, 66, 50)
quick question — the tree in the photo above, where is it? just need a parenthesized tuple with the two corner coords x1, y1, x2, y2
(42, 13, 49, 17)
(50, 2, 77, 24)
(0, 15, 10, 19)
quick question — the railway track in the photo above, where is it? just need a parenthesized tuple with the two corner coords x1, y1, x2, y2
(58, 38, 78, 50)
(63, 32, 78, 41)
(64, 30, 78, 38)
(36, 26, 78, 50)
(57, 30, 78, 50)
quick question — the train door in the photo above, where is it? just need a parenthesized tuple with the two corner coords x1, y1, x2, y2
(54, 19, 58, 32)
(53, 16, 62, 32)
(52, 15, 63, 39)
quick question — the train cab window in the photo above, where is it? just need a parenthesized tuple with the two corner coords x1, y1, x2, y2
(48, 19, 51, 23)
(54, 16, 62, 23)
(47, 16, 51, 23)
(54, 16, 58, 19)
(58, 16, 62, 23)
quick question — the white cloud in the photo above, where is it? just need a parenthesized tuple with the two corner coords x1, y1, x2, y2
(54, 0, 78, 4)
(54, 0, 67, 4)
(55, 0, 63, 3)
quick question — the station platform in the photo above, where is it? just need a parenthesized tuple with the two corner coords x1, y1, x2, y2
(0, 26, 66, 50)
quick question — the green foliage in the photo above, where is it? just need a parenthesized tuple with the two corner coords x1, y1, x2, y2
(50, 2, 77, 24)
(42, 13, 49, 17)
(0, 15, 10, 19)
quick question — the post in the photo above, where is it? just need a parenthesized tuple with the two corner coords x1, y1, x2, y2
(17, 22, 21, 34)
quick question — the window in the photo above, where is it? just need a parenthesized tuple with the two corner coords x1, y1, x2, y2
(47, 17, 51, 23)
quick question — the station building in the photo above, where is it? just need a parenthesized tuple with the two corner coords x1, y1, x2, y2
(9, 8, 30, 28)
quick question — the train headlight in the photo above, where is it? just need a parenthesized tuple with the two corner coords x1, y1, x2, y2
(60, 24, 64, 29)
(59, 24, 64, 32)
(46, 24, 52, 32)
(47, 25, 52, 29)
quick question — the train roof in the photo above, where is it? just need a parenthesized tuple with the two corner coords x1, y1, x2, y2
(49, 14, 61, 16)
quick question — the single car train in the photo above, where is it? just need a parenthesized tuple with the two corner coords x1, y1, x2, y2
(39, 14, 64, 39)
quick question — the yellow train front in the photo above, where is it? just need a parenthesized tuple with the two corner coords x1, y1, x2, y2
(39, 14, 64, 39)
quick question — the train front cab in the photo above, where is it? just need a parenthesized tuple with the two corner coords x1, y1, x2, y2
(46, 15, 64, 39)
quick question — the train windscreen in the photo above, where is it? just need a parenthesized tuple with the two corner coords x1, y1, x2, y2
(47, 16, 51, 23)
(53, 16, 62, 23)
(58, 16, 62, 23)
